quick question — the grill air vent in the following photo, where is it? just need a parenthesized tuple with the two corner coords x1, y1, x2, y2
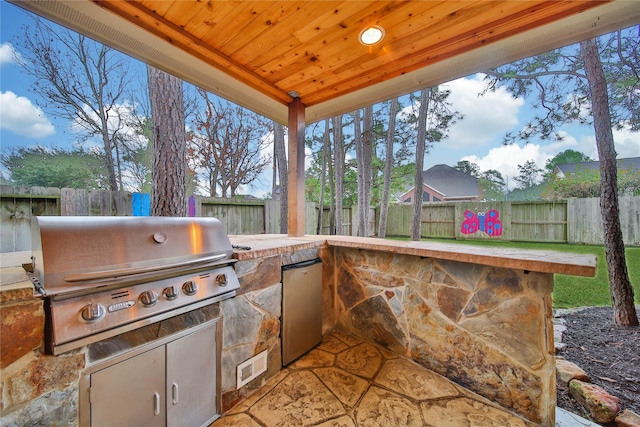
(111, 290, 130, 299)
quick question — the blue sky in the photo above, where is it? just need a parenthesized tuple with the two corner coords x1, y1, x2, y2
(1, 1, 639, 194)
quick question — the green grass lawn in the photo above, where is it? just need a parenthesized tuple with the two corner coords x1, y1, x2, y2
(388, 237, 640, 309)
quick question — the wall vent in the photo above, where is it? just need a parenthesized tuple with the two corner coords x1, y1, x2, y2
(236, 350, 267, 388)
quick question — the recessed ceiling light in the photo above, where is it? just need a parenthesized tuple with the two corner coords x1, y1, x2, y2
(359, 25, 385, 46)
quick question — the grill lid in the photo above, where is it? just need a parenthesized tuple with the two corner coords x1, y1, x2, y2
(31, 216, 235, 297)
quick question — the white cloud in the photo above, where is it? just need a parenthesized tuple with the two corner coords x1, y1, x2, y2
(612, 127, 640, 158)
(442, 74, 524, 148)
(0, 42, 19, 67)
(461, 143, 552, 189)
(460, 122, 640, 190)
(0, 91, 55, 138)
(578, 126, 640, 160)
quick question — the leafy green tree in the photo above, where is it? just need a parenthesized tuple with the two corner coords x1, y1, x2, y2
(514, 160, 543, 189)
(454, 160, 480, 177)
(543, 149, 592, 181)
(304, 89, 460, 238)
(507, 184, 546, 201)
(543, 169, 601, 200)
(1, 146, 107, 189)
(619, 168, 640, 196)
(543, 168, 640, 200)
(482, 27, 639, 325)
(479, 169, 506, 201)
(304, 101, 412, 211)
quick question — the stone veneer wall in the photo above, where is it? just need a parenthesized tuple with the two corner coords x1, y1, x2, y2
(324, 246, 555, 426)
(218, 246, 321, 411)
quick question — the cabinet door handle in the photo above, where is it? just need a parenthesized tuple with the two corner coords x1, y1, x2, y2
(153, 392, 160, 415)
(172, 382, 179, 405)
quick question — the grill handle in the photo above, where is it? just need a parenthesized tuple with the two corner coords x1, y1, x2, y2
(63, 253, 228, 282)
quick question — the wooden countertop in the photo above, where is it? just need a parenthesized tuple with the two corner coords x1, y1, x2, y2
(1, 236, 597, 302)
(229, 235, 597, 277)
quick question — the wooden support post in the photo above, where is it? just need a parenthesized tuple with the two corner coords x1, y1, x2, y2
(287, 97, 306, 236)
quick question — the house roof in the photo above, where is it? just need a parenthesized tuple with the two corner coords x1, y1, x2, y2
(9, 1, 639, 125)
(554, 157, 640, 176)
(422, 164, 479, 198)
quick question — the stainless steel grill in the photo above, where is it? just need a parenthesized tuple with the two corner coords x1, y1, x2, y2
(27, 216, 240, 355)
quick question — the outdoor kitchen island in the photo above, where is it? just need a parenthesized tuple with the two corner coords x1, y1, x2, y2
(0, 235, 596, 427)
(223, 234, 596, 427)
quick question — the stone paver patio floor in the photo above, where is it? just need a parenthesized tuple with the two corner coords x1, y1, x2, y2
(211, 331, 539, 427)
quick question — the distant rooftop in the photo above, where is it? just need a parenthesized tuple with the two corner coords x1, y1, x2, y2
(422, 164, 479, 198)
(555, 157, 640, 176)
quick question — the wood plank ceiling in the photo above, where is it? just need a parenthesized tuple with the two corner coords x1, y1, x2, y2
(95, 0, 607, 109)
(10, 1, 639, 124)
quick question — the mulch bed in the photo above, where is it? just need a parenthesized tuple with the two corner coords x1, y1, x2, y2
(555, 306, 640, 425)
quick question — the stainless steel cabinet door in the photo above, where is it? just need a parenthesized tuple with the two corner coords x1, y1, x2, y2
(90, 346, 165, 427)
(166, 324, 217, 427)
(282, 260, 322, 365)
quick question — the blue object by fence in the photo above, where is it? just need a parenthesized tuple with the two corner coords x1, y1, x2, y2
(132, 193, 151, 216)
(189, 195, 196, 217)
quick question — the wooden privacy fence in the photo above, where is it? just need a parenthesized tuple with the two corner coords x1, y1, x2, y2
(316, 206, 376, 236)
(386, 201, 568, 242)
(384, 197, 639, 246)
(2, 186, 639, 252)
(194, 197, 317, 236)
(567, 196, 640, 246)
(0, 186, 319, 253)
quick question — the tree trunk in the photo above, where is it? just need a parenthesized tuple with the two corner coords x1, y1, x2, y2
(210, 170, 218, 197)
(318, 120, 330, 235)
(378, 98, 398, 239)
(363, 106, 374, 237)
(411, 89, 430, 241)
(148, 66, 187, 217)
(332, 115, 344, 235)
(274, 122, 288, 234)
(272, 125, 278, 199)
(354, 109, 365, 236)
(328, 129, 335, 236)
(581, 38, 638, 327)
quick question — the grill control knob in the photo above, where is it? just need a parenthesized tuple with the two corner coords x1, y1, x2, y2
(81, 303, 105, 322)
(163, 285, 178, 301)
(216, 273, 228, 287)
(182, 280, 198, 296)
(139, 290, 159, 307)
